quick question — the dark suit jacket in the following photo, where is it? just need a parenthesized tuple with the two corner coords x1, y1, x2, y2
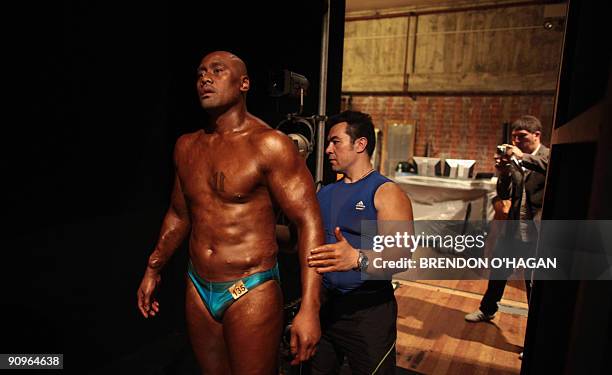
(496, 144, 550, 221)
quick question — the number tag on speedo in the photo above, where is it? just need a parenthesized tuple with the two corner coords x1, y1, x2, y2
(228, 280, 248, 300)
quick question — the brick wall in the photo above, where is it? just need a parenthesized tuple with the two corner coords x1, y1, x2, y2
(348, 95, 555, 174)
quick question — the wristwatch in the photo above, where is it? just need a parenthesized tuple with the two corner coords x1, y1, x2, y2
(355, 250, 369, 272)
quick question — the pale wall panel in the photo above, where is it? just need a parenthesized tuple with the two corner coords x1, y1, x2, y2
(414, 5, 562, 75)
(343, 4, 565, 93)
(342, 17, 408, 91)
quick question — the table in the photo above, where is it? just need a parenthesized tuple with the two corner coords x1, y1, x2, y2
(391, 174, 497, 222)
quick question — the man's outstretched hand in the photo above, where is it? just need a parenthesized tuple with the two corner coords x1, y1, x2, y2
(308, 227, 359, 273)
(137, 269, 161, 318)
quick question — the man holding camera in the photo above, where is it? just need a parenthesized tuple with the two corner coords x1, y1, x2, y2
(465, 115, 549, 324)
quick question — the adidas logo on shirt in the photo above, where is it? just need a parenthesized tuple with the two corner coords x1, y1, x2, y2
(355, 201, 366, 211)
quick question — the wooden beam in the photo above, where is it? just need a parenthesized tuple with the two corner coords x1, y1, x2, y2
(346, 0, 548, 21)
(408, 71, 559, 92)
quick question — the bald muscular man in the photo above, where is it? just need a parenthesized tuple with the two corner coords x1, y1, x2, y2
(137, 51, 324, 374)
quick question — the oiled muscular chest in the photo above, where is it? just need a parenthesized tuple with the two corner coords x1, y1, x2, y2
(178, 140, 263, 204)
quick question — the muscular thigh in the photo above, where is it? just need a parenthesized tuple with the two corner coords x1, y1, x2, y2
(185, 280, 231, 374)
(223, 280, 283, 375)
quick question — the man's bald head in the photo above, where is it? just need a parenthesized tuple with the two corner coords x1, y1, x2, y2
(202, 51, 248, 77)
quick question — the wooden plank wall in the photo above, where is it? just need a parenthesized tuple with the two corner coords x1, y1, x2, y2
(342, 3, 565, 94)
(343, 17, 409, 91)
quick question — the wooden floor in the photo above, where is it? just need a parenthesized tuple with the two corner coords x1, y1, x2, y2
(393, 279, 528, 375)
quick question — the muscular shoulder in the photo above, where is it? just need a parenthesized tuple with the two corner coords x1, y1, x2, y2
(374, 182, 413, 220)
(249, 121, 299, 167)
(374, 181, 404, 201)
(172, 131, 200, 162)
(250, 127, 293, 153)
(174, 131, 200, 153)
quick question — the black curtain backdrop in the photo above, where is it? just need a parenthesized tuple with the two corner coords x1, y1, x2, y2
(4, 1, 344, 373)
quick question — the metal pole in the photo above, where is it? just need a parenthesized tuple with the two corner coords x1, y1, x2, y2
(315, 0, 331, 184)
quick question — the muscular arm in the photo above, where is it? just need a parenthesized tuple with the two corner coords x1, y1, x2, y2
(146, 173, 191, 272)
(137, 139, 191, 318)
(261, 131, 323, 309)
(369, 182, 414, 270)
(259, 130, 324, 362)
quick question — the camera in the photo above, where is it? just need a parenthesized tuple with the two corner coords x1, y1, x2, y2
(495, 144, 522, 170)
(496, 145, 508, 155)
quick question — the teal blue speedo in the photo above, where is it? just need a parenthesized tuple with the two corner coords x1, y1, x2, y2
(187, 260, 280, 322)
